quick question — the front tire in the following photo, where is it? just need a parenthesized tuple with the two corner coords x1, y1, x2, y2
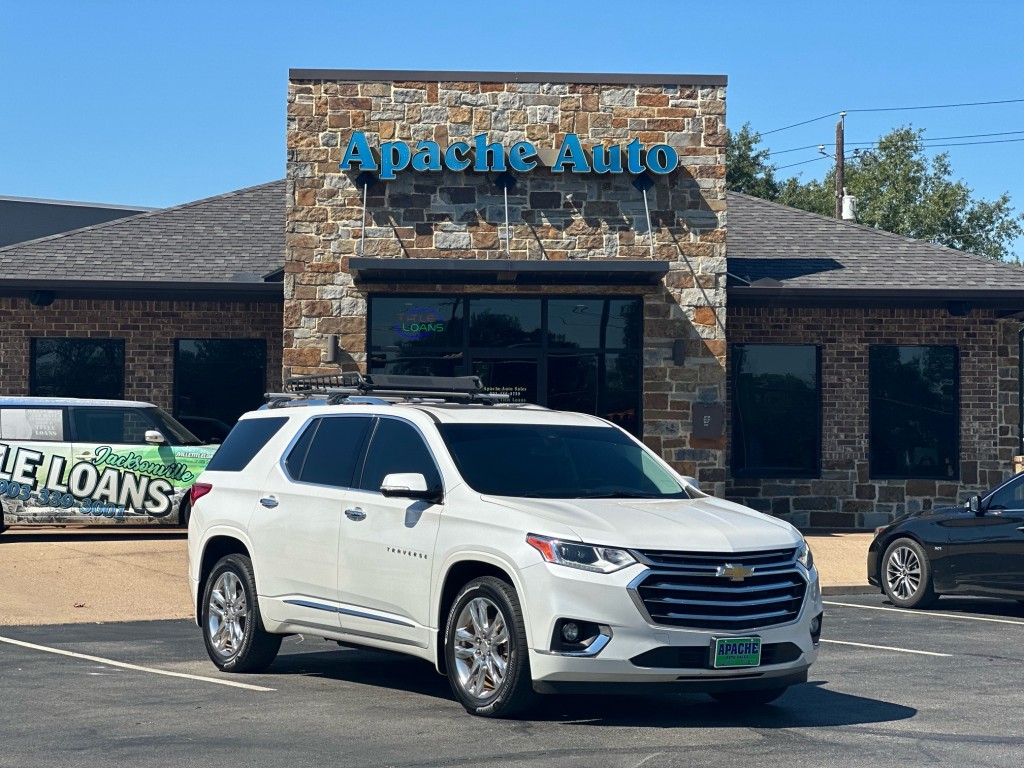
(201, 554, 281, 672)
(443, 576, 535, 718)
(882, 537, 937, 608)
(711, 687, 788, 706)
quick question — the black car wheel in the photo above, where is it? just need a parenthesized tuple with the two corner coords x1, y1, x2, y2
(882, 537, 937, 609)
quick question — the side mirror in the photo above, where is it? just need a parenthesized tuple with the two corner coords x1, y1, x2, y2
(381, 473, 442, 503)
(145, 429, 167, 445)
(680, 475, 700, 491)
(968, 495, 983, 516)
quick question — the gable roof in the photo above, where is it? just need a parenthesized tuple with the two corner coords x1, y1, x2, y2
(0, 181, 285, 301)
(727, 191, 1024, 309)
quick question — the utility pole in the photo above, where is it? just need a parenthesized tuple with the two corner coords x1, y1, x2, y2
(834, 111, 845, 219)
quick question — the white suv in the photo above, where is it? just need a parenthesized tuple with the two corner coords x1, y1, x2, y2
(188, 375, 821, 717)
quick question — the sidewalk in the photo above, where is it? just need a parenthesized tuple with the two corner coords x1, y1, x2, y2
(0, 529, 874, 626)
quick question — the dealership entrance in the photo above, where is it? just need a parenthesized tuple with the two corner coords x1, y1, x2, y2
(367, 295, 643, 434)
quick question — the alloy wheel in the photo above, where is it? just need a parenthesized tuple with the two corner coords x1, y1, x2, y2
(207, 570, 249, 659)
(451, 596, 510, 700)
(885, 545, 922, 600)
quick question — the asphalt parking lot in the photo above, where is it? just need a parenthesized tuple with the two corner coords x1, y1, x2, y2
(2, 594, 1023, 768)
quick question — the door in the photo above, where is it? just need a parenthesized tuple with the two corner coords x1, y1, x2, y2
(336, 416, 444, 648)
(248, 415, 372, 629)
(946, 475, 1024, 595)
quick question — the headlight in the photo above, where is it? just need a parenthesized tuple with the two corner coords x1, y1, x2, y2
(526, 534, 637, 574)
(797, 539, 814, 570)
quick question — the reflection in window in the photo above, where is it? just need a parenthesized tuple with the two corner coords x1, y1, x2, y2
(732, 345, 820, 477)
(367, 296, 644, 434)
(174, 340, 267, 439)
(869, 346, 958, 480)
(70, 408, 153, 444)
(31, 338, 125, 399)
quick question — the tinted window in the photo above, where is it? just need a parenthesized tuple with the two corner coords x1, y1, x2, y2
(359, 418, 441, 492)
(438, 423, 687, 499)
(174, 339, 267, 433)
(205, 417, 288, 472)
(870, 345, 958, 479)
(297, 417, 372, 488)
(987, 476, 1024, 511)
(31, 338, 125, 399)
(0, 408, 64, 441)
(71, 408, 154, 444)
(732, 345, 821, 478)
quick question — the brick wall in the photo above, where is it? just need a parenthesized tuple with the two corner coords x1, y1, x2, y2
(285, 74, 730, 491)
(725, 306, 1020, 529)
(0, 297, 283, 408)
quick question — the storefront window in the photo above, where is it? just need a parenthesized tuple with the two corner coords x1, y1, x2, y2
(869, 345, 959, 479)
(731, 345, 821, 478)
(174, 339, 267, 442)
(368, 295, 643, 434)
(30, 338, 125, 399)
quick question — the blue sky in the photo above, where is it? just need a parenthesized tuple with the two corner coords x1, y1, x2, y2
(2, 1, 1022, 255)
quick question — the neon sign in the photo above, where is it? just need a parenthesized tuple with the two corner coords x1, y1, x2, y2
(395, 308, 445, 340)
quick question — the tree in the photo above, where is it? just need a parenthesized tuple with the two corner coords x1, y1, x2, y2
(726, 124, 1024, 260)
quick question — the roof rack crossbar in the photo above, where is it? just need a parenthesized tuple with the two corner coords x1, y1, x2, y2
(265, 372, 509, 407)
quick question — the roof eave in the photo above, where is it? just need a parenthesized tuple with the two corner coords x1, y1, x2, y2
(0, 279, 284, 303)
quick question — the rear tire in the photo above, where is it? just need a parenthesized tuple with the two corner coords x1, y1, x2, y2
(881, 537, 938, 609)
(201, 554, 281, 672)
(711, 687, 788, 706)
(443, 576, 536, 718)
(177, 499, 191, 529)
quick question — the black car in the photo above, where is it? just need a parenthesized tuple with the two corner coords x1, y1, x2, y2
(868, 473, 1024, 608)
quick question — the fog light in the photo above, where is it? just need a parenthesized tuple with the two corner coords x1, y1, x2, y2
(562, 622, 580, 642)
(810, 612, 823, 644)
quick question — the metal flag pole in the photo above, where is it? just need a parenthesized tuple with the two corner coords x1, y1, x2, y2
(504, 184, 511, 258)
(642, 187, 655, 260)
(359, 182, 368, 257)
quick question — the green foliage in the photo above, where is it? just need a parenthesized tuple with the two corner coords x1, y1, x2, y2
(726, 124, 1024, 260)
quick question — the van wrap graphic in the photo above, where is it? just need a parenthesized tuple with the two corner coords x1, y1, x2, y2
(0, 441, 217, 525)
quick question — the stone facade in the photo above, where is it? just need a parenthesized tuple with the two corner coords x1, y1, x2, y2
(0, 297, 283, 409)
(725, 306, 1020, 529)
(285, 73, 730, 492)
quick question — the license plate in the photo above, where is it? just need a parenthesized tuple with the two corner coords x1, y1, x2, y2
(712, 636, 762, 668)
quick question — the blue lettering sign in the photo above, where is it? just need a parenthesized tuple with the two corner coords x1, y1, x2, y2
(552, 134, 591, 174)
(340, 132, 378, 172)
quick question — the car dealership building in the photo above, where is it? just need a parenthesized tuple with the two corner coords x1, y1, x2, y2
(2, 69, 1023, 529)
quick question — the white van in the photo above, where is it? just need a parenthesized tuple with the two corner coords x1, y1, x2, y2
(0, 397, 218, 533)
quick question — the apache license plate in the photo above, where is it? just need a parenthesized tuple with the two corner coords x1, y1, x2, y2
(712, 636, 762, 668)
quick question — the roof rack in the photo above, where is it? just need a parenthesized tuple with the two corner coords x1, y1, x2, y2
(264, 373, 510, 408)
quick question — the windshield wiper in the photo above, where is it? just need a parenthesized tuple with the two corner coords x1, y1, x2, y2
(574, 491, 664, 499)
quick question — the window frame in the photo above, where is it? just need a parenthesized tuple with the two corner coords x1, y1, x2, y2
(172, 337, 268, 427)
(730, 343, 823, 480)
(868, 344, 960, 481)
(280, 414, 374, 490)
(354, 415, 446, 496)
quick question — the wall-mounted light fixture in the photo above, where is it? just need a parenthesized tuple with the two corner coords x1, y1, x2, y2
(29, 290, 55, 307)
(325, 334, 339, 363)
(493, 171, 517, 258)
(632, 173, 657, 260)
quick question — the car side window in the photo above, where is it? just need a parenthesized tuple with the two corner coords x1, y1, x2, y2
(71, 408, 152, 444)
(358, 418, 442, 493)
(986, 475, 1024, 511)
(290, 416, 372, 489)
(0, 408, 65, 441)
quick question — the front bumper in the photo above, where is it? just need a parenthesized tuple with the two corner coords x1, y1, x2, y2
(519, 559, 822, 688)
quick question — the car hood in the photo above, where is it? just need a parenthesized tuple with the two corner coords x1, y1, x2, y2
(482, 494, 801, 552)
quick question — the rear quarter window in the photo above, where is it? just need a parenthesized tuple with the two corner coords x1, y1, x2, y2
(0, 408, 65, 441)
(205, 417, 289, 472)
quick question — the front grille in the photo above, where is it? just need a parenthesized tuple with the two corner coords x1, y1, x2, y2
(630, 548, 807, 631)
(630, 642, 803, 669)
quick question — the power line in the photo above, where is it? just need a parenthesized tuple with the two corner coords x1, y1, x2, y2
(770, 129, 1024, 156)
(761, 98, 1024, 136)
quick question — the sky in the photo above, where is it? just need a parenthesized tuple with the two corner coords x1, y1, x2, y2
(2, 1, 1023, 256)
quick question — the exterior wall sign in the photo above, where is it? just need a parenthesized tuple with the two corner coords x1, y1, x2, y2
(341, 131, 680, 180)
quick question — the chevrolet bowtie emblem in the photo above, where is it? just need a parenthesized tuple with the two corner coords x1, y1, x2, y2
(717, 563, 755, 581)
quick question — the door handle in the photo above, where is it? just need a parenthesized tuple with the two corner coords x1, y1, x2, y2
(344, 507, 366, 521)
(259, 497, 279, 509)
(1017, 526, 1024, 533)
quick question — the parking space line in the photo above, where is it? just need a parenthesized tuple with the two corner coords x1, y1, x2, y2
(0, 635, 275, 691)
(820, 638, 951, 657)
(824, 600, 1024, 626)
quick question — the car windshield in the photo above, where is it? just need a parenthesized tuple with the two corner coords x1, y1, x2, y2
(437, 423, 691, 499)
(147, 408, 205, 446)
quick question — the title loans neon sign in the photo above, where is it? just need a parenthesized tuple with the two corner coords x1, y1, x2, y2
(340, 132, 679, 180)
